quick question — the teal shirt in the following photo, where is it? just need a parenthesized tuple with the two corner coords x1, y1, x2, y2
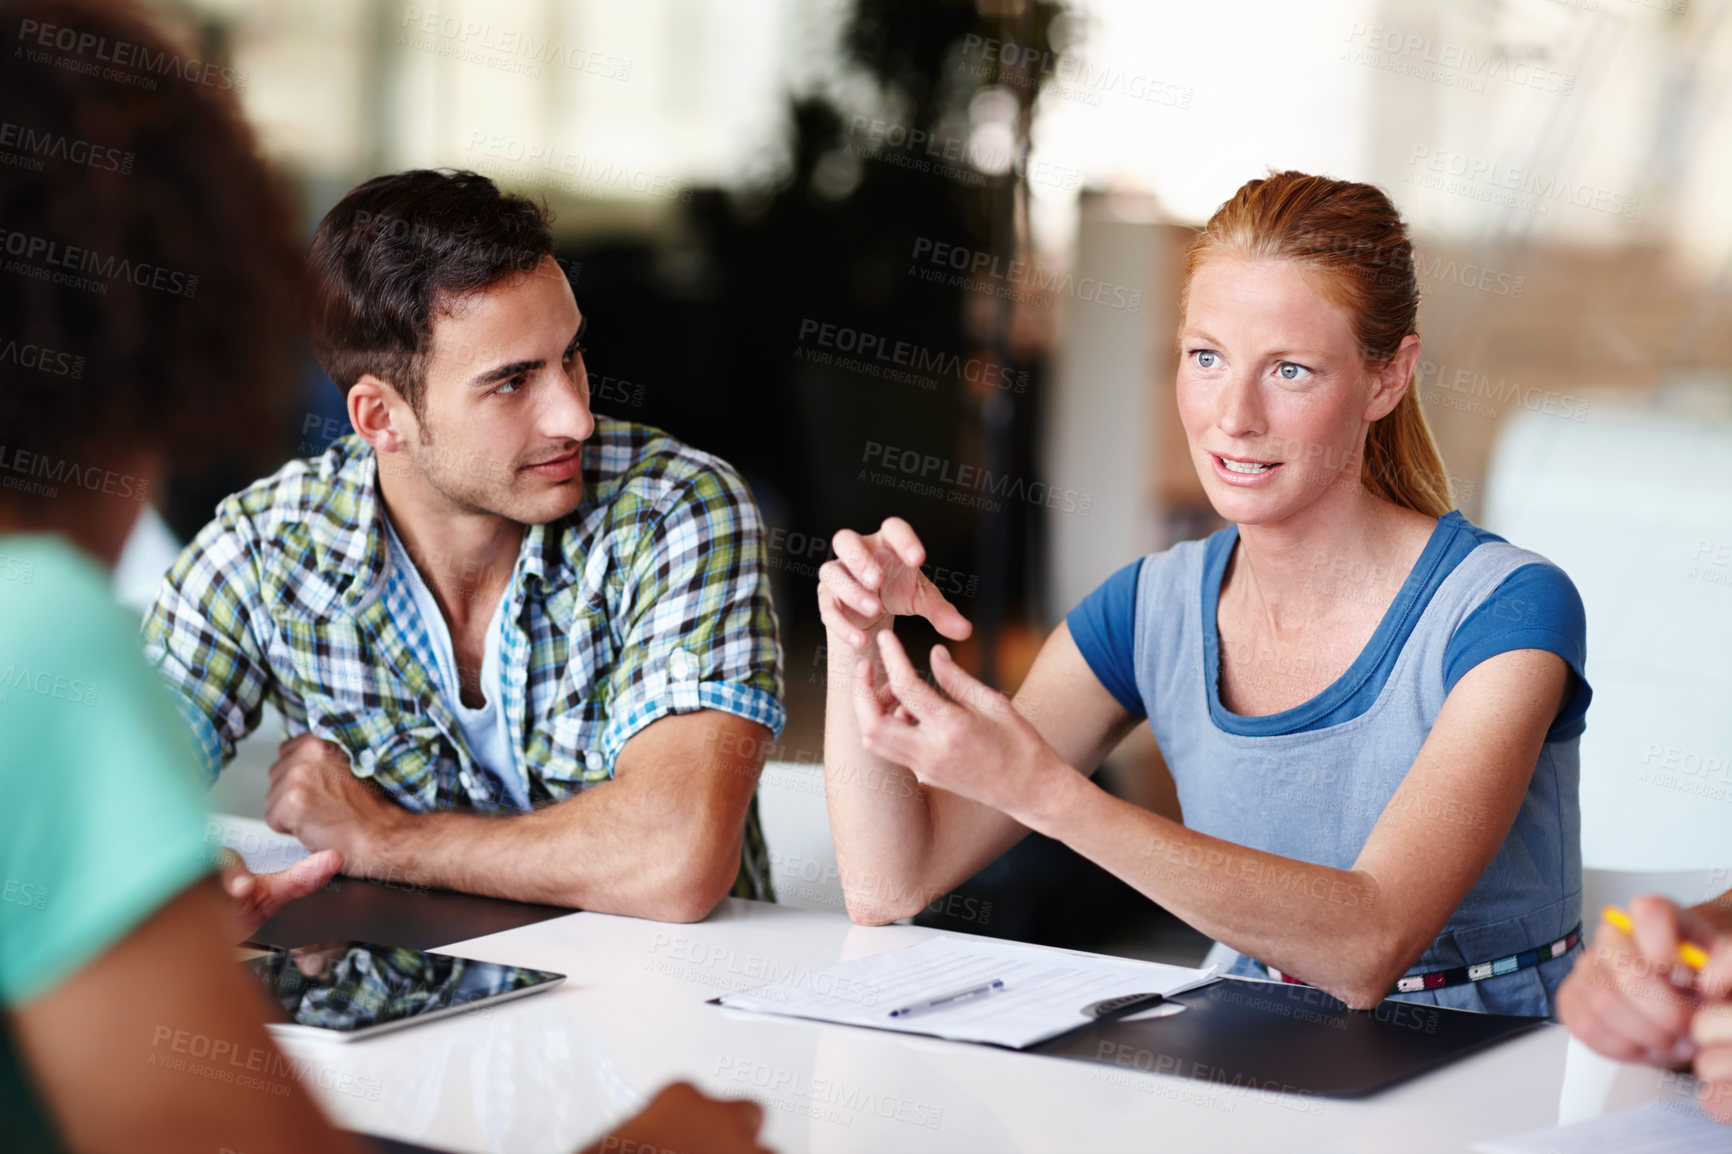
(0, 535, 215, 1149)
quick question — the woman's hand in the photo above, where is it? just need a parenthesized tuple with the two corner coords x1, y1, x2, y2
(849, 630, 1078, 828)
(818, 517, 973, 648)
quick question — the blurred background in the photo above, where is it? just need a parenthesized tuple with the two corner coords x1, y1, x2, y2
(119, 0, 1732, 964)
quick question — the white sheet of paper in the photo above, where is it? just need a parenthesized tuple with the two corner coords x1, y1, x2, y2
(718, 935, 1216, 1049)
(1473, 1101, 1730, 1154)
(206, 814, 312, 876)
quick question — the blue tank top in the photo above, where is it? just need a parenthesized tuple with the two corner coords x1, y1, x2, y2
(1070, 518, 1587, 1016)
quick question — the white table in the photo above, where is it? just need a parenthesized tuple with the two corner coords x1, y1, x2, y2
(279, 899, 1691, 1154)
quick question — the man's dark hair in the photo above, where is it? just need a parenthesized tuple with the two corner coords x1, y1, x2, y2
(305, 169, 555, 417)
(0, 0, 303, 493)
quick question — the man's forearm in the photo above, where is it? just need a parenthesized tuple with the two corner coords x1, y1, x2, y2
(363, 778, 742, 921)
(265, 711, 770, 921)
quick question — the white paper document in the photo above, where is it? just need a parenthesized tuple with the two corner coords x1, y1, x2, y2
(205, 814, 312, 876)
(1473, 1101, 1732, 1154)
(717, 935, 1217, 1049)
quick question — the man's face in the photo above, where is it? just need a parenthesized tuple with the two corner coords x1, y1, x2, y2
(397, 254, 595, 525)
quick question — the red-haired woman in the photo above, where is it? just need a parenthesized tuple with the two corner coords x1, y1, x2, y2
(818, 171, 1589, 1016)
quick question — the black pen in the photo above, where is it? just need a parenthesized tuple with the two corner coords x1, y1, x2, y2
(887, 978, 1007, 1019)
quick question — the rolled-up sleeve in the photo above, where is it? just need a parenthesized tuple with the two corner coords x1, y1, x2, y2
(597, 463, 785, 771)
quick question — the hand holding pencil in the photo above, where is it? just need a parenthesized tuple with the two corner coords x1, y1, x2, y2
(1556, 897, 1721, 1067)
(1600, 905, 1712, 973)
(1557, 893, 1732, 1123)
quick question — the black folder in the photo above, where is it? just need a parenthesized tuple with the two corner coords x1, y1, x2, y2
(1029, 976, 1547, 1098)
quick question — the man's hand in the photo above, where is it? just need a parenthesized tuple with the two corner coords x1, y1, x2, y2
(216, 848, 343, 943)
(264, 734, 405, 871)
(583, 1083, 772, 1154)
(1556, 897, 1710, 1067)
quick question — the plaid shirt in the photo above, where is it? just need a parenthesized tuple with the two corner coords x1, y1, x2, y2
(142, 418, 784, 900)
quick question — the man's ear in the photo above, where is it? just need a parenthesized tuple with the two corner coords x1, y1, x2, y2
(347, 374, 413, 453)
(1364, 334, 1422, 423)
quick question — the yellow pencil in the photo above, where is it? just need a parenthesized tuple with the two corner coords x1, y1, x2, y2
(1601, 905, 1712, 970)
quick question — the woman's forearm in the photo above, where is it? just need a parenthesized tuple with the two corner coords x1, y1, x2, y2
(821, 626, 942, 922)
(822, 621, 1433, 998)
(1023, 774, 1413, 1009)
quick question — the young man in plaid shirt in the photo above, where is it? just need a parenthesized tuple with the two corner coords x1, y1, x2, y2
(143, 169, 784, 923)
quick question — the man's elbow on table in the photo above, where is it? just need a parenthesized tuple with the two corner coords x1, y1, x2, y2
(616, 834, 743, 924)
(632, 884, 731, 925)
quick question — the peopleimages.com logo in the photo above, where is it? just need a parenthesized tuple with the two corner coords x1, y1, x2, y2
(796, 318, 1027, 393)
(908, 237, 1142, 312)
(0, 336, 83, 379)
(861, 441, 1091, 516)
(1, 227, 197, 297)
(0, 120, 133, 174)
(14, 16, 247, 92)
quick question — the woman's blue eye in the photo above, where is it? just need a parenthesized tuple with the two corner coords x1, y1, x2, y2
(1195, 350, 1219, 369)
(1276, 362, 1312, 381)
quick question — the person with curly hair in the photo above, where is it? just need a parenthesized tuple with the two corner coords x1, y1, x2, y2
(0, 3, 770, 1152)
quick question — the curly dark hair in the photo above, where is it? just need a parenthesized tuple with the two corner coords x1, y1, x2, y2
(0, 0, 303, 496)
(305, 169, 554, 418)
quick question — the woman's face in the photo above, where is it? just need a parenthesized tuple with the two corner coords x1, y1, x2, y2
(1175, 255, 1408, 528)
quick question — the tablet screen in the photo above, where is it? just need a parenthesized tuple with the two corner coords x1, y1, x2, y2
(244, 939, 565, 1037)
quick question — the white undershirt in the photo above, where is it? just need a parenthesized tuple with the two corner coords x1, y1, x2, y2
(383, 517, 528, 810)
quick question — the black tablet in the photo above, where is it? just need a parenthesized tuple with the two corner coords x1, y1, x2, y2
(242, 939, 565, 1043)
